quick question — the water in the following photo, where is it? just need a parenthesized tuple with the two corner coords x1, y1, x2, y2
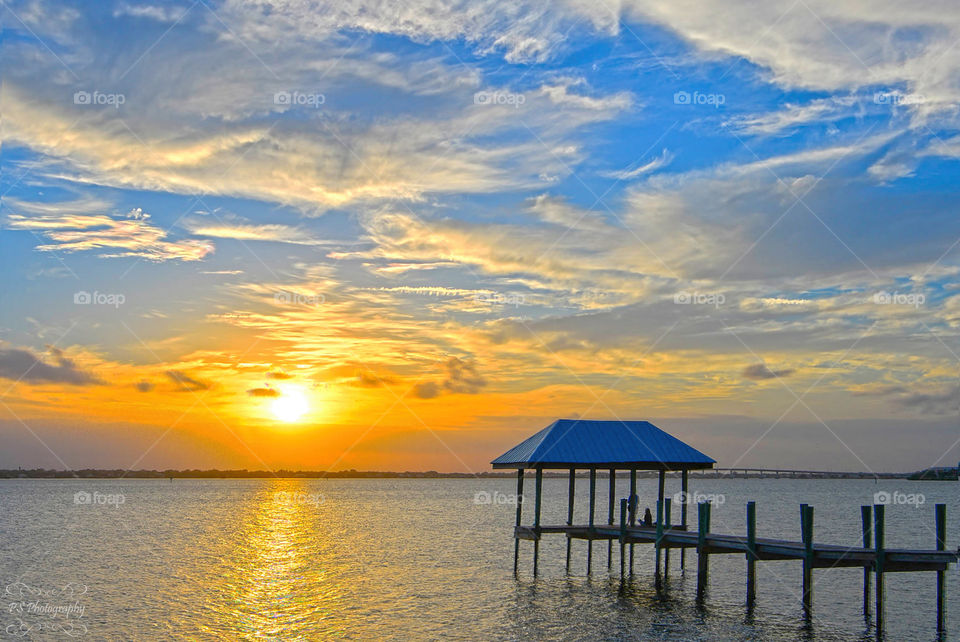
(1, 477, 957, 640)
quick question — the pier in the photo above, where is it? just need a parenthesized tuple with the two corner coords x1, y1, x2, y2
(493, 419, 959, 637)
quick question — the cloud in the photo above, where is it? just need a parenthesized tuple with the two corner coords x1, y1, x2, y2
(6, 207, 214, 262)
(601, 148, 673, 180)
(181, 218, 319, 245)
(265, 371, 293, 380)
(443, 357, 487, 394)
(165, 370, 210, 392)
(135, 380, 154, 392)
(413, 381, 442, 399)
(0, 347, 101, 385)
(742, 363, 795, 380)
(247, 386, 280, 397)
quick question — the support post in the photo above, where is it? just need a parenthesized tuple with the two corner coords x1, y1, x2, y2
(565, 468, 575, 573)
(681, 470, 688, 573)
(746, 501, 756, 607)
(533, 467, 542, 576)
(655, 498, 664, 580)
(860, 505, 872, 616)
(664, 497, 672, 577)
(513, 469, 524, 574)
(629, 469, 637, 575)
(696, 501, 711, 599)
(608, 468, 615, 569)
(874, 503, 885, 636)
(936, 503, 947, 635)
(801, 504, 814, 618)
(619, 498, 627, 579)
(588, 468, 596, 574)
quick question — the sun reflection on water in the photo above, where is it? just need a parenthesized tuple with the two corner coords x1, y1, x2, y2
(202, 480, 352, 640)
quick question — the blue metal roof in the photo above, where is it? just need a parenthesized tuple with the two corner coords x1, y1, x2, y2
(491, 419, 715, 469)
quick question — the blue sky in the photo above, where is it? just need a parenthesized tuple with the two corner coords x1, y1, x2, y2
(2, 0, 960, 472)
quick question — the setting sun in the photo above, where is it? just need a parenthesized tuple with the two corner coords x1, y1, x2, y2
(271, 389, 310, 423)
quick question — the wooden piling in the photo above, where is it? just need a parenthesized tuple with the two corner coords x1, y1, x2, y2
(680, 470, 688, 573)
(533, 467, 543, 576)
(697, 502, 711, 599)
(873, 503, 885, 635)
(860, 505, 872, 616)
(619, 497, 627, 579)
(655, 498, 664, 579)
(801, 504, 814, 617)
(607, 468, 615, 569)
(936, 503, 947, 634)
(746, 501, 757, 607)
(588, 468, 596, 574)
(565, 468, 575, 573)
(513, 469, 524, 574)
(629, 469, 637, 575)
(664, 497, 672, 577)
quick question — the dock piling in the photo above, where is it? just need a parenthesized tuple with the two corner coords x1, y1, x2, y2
(619, 497, 627, 579)
(936, 503, 947, 634)
(533, 467, 542, 576)
(629, 469, 637, 575)
(587, 468, 596, 574)
(680, 470, 688, 573)
(513, 469, 524, 574)
(565, 468, 575, 573)
(860, 505, 872, 616)
(607, 468, 615, 569)
(696, 501, 711, 599)
(746, 501, 757, 607)
(664, 497, 672, 578)
(873, 503, 885, 636)
(655, 498, 664, 580)
(800, 504, 814, 618)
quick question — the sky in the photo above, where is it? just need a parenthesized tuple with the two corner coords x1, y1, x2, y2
(2, 0, 960, 473)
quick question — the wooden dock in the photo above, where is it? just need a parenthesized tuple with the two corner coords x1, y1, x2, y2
(516, 495, 957, 637)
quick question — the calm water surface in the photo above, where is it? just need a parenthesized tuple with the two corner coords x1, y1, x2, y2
(1, 478, 958, 640)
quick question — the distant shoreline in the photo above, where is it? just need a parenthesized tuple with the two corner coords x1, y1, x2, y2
(0, 468, 945, 480)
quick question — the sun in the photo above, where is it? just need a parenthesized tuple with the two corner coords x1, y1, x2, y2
(271, 389, 310, 423)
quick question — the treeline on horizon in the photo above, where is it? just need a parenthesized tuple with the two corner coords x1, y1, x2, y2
(0, 468, 517, 479)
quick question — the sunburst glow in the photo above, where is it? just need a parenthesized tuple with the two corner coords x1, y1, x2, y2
(271, 389, 310, 423)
